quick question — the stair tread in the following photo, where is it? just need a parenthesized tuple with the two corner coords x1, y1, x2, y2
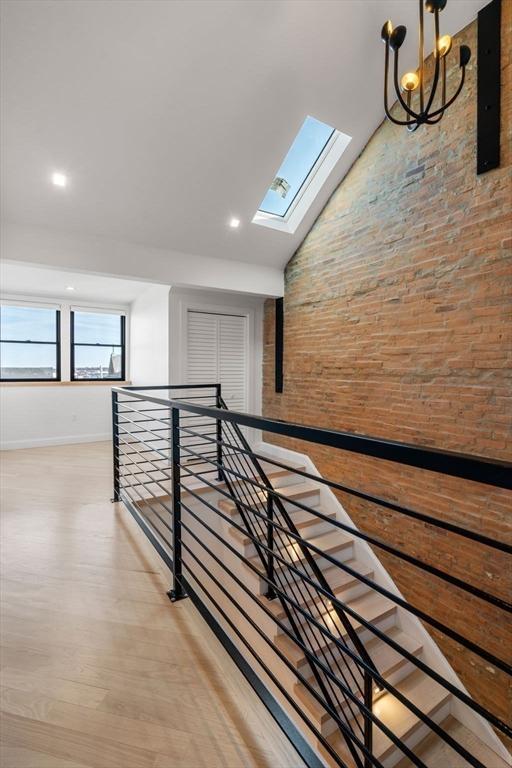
(294, 627, 424, 724)
(267, 559, 374, 619)
(247, 527, 353, 573)
(219, 480, 320, 513)
(135, 463, 306, 503)
(275, 588, 397, 666)
(395, 715, 511, 768)
(230, 506, 337, 546)
(329, 670, 450, 760)
(178, 462, 305, 496)
(304, 626, 422, 691)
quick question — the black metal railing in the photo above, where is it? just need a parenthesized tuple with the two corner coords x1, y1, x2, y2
(112, 384, 511, 768)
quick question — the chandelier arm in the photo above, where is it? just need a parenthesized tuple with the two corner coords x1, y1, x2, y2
(384, 103, 421, 127)
(384, 38, 390, 114)
(442, 54, 447, 107)
(422, 56, 447, 124)
(393, 50, 421, 120)
(426, 66, 466, 119)
(418, 0, 425, 113)
(383, 41, 420, 126)
(423, 9, 441, 115)
(424, 111, 444, 125)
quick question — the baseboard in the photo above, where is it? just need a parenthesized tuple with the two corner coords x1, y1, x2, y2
(0, 432, 111, 450)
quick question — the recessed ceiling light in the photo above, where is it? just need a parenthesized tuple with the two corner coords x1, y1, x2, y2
(51, 172, 68, 188)
(229, 217, 240, 229)
(65, 285, 75, 291)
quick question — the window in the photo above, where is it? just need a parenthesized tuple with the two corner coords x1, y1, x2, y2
(253, 115, 351, 234)
(258, 116, 335, 217)
(0, 304, 61, 381)
(71, 310, 125, 381)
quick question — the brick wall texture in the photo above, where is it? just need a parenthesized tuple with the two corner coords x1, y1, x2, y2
(262, 5, 511, 743)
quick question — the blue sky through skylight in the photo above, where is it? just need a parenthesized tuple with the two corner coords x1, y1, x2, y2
(258, 116, 335, 217)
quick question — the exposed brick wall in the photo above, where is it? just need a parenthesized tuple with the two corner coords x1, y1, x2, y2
(263, 5, 511, 744)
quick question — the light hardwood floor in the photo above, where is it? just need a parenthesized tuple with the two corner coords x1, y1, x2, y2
(0, 442, 305, 768)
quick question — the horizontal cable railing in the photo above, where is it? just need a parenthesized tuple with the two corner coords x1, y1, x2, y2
(112, 385, 511, 768)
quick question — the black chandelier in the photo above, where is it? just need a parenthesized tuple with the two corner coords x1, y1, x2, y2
(381, 0, 471, 131)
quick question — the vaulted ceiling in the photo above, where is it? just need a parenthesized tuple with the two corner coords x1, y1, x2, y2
(1, 0, 486, 270)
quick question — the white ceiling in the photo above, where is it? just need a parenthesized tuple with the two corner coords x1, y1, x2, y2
(0, 0, 486, 270)
(0, 262, 160, 304)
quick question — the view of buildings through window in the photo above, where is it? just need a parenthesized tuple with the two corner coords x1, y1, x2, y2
(71, 311, 124, 380)
(0, 305, 59, 380)
(0, 305, 124, 380)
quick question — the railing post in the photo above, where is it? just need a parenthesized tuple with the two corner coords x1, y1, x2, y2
(111, 389, 120, 503)
(169, 406, 187, 602)
(216, 384, 223, 482)
(265, 493, 276, 600)
(364, 671, 373, 768)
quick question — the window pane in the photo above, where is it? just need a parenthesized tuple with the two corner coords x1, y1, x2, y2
(258, 116, 335, 217)
(0, 342, 58, 379)
(73, 345, 123, 379)
(0, 305, 57, 342)
(73, 311, 122, 345)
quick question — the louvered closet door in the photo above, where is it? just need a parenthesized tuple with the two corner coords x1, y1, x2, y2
(185, 311, 248, 458)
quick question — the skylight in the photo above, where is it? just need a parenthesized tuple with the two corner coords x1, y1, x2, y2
(258, 116, 335, 217)
(253, 115, 351, 234)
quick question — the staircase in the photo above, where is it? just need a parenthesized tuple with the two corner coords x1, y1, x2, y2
(114, 384, 511, 768)
(216, 457, 510, 768)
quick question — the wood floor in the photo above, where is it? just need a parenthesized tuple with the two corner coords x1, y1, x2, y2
(0, 441, 306, 768)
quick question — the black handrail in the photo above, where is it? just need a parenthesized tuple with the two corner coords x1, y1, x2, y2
(115, 391, 512, 489)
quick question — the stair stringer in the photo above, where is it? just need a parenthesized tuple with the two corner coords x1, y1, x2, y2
(255, 440, 511, 766)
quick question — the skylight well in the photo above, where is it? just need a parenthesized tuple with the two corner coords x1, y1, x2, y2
(253, 115, 351, 234)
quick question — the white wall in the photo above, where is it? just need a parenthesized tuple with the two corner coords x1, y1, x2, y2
(1, 222, 284, 297)
(129, 285, 170, 386)
(169, 286, 265, 418)
(0, 385, 113, 449)
(0, 294, 129, 450)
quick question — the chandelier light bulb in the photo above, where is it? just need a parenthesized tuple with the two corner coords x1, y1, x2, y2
(401, 72, 420, 92)
(437, 34, 452, 57)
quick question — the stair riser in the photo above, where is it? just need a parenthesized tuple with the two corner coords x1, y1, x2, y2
(315, 695, 451, 754)
(224, 469, 303, 491)
(306, 653, 422, 716)
(374, 657, 423, 707)
(226, 490, 320, 520)
(270, 542, 356, 599)
(316, 656, 425, 738)
(381, 697, 451, 768)
(313, 544, 354, 573)
(271, 577, 373, 628)
(274, 541, 355, 588)
(295, 611, 398, 676)
(267, 471, 306, 489)
(336, 578, 372, 605)
(222, 473, 303, 491)
(238, 518, 335, 558)
(240, 543, 354, 601)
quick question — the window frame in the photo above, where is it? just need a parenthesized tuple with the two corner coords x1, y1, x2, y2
(252, 128, 352, 235)
(0, 304, 62, 383)
(70, 310, 126, 382)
